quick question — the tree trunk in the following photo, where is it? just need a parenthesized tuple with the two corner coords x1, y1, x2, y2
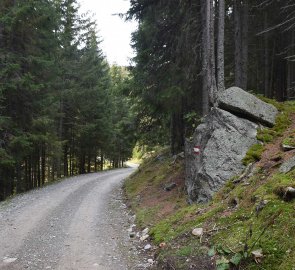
(201, 0, 211, 115)
(234, 0, 243, 88)
(264, 12, 270, 97)
(87, 154, 91, 173)
(37, 152, 41, 187)
(241, 1, 249, 90)
(209, 0, 217, 105)
(94, 155, 98, 172)
(234, 0, 248, 90)
(63, 144, 68, 177)
(270, 40, 276, 98)
(57, 98, 63, 178)
(100, 153, 104, 171)
(79, 154, 85, 174)
(217, 0, 225, 92)
(287, 30, 295, 100)
(170, 111, 184, 155)
(41, 146, 46, 185)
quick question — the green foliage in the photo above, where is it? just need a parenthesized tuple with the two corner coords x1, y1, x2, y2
(126, 100, 295, 269)
(144, 168, 295, 270)
(176, 246, 193, 257)
(0, 0, 136, 200)
(282, 135, 295, 147)
(243, 144, 264, 165)
(127, 0, 202, 153)
(136, 206, 160, 228)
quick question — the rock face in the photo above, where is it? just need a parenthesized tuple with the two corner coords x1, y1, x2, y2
(185, 108, 258, 203)
(218, 87, 278, 127)
(185, 87, 279, 203)
(279, 156, 295, 173)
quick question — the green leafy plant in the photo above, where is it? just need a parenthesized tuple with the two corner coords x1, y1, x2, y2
(208, 245, 244, 270)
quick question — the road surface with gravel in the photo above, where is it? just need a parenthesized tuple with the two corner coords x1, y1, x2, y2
(0, 168, 143, 270)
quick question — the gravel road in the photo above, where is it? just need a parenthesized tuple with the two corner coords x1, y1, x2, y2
(0, 168, 143, 270)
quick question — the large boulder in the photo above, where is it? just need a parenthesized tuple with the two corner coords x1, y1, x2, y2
(185, 108, 258, 203)
(218, 87, 278, 127)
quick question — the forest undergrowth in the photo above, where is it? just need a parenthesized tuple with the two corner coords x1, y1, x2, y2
(125, 100, 295, 270)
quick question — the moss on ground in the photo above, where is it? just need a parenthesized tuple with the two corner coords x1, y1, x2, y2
(146, 167, 295, 269)
(282, 134, 295, 147)
(243, 100, 295, 165)
(125, 100, 295, 270)
(243, 144, 264, 165)
(124, 147, 186, 228)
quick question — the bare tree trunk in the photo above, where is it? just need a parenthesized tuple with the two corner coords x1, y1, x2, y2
(41, 146, 45, 185)
(0, 21, 3, 49)
(100, 153, 104, 171)
(234, 0, 242, 88)
(170, 111, 184, 155)
(217, 0, 225, 92)
(201, 0, 217, 114)
(37, 152, 41, 187)
(79, 153, 85, 174)
(270, 40, 276, 98)
(241, 1, 249, 90)
(234, 0, 248, 90)
(87, 154, 91, 173)
(201, 0, 210, 115)
(94, 155, 97, 171)
(57, 98, 63, 178)
(264, 12, 270, 97)
(287, 30, 295, 100)
(63, 144, 68, 177)
(209, 0, 217, 104)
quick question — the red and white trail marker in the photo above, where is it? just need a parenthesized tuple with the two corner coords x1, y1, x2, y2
(193, 146, 201, 155)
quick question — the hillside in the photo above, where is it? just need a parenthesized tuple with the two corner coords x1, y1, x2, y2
(124, 100, 295, 270)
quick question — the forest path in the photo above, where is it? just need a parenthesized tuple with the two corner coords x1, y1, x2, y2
(0, 168, 141, 270)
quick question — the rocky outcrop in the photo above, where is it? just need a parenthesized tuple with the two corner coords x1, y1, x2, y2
(279, 156, 295, 173)
(218, 87, 278, 127)
(185, 108, 258, 203)
(185, 87, 279, 203)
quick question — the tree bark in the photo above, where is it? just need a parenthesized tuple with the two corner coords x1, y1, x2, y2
(170, 111, 184, 155)
(201, 0, 211, 115)
(63, 144, 68, 177)
(234, 0, 242, 88)
(87, 155, 91, 173)
(41, 146, 45, 185)
(264, 12, 270, 97)
(217, 0, 225, 92)
(287, 30, 295, 100)
(57, 98, 63, 178)
(234, 0, 248, 90)
(241, 1, 249, 90)
(100, 153, 104, 171)
(209, 0, 217, 105)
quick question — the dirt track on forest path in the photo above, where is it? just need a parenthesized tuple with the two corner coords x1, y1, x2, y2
(0, 168, 143, 270)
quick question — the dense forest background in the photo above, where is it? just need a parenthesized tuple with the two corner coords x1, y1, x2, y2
(0, 0, 136, 200)
(128, 0, 295, 154)
(1, 0, 295, 201)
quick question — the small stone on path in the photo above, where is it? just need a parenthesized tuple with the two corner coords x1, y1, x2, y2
(142, 228, 149, 235)
(144, 244, 152, 250)
(3, 257, 17, 263)
(140, 234, 149, 241)
(192, 228, 203, 237)
(147, 259, 154, 264)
